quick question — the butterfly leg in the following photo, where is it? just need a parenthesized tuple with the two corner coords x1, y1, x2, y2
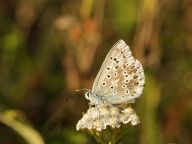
(100, 96, 120, 113)
(95, 105, 102, 120)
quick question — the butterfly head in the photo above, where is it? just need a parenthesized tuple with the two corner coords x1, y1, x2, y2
(85, 91, 101, 106)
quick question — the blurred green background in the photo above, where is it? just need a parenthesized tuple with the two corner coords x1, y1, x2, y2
(0, 0, 192, 143)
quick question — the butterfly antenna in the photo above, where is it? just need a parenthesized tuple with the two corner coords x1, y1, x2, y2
(76, 88, 90, 93)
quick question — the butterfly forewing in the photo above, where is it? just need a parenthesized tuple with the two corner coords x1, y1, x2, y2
(92, 40, 145, 104)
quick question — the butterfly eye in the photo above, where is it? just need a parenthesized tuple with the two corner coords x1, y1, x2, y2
(85, 92, 90, 99)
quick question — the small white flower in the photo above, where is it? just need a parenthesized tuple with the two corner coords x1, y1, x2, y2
(76, 104, 139, 131)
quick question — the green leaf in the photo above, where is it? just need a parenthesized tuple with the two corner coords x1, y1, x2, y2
(0, 110, 44, 144)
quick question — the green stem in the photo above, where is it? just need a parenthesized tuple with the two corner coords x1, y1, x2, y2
(110, 128, 116, 144)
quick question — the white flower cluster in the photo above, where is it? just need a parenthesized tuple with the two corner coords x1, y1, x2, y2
(76, 104, 139, 131)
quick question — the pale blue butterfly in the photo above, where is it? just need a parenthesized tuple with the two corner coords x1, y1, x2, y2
(85, 40, 145, 106)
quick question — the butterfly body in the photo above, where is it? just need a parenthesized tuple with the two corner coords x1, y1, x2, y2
(85, 40, 145, 106)
(85, 91, 105, 106)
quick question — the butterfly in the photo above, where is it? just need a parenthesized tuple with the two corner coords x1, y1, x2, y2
(85, 40, 145, 106)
